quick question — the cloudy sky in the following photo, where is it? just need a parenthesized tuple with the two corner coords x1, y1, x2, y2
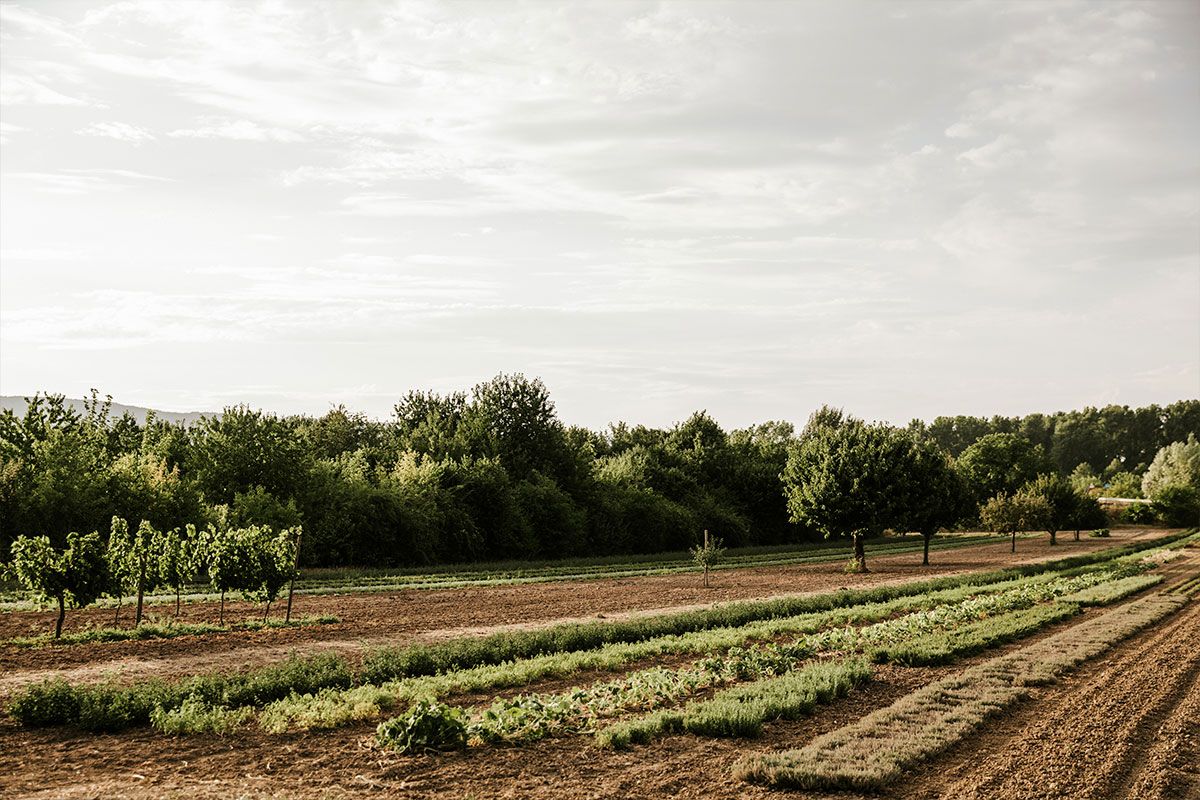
(1, 0, 1197, 429)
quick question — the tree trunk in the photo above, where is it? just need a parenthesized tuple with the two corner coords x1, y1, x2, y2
(853, 533, 869, 573)
(1074, 528, 1080, 542)
(263, 599, 271, 623)
(220, 590, 226, 625)
(1011, 530, 1016, 553)
(1050, 529, 1057, 546)
(114, 595, 122, 626)
(55, 595, 66, 639)
(922, 532, 931, 566)
(285, 528, 303, 623)
(175, 588, 181, 620)
(134, 548, 146, 626)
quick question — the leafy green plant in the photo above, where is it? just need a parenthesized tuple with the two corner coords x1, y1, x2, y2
(376, 700, 468, 754)
(9, 531, 108, 637)
(690, 531, 725, 588)
(151, 696, 251, 735)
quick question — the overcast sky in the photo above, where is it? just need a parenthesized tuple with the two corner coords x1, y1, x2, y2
(1, 0, 1197, 429)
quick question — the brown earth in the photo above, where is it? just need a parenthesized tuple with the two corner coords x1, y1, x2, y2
(0, 529, 1169, 696)
(0, 531, 1192, 800)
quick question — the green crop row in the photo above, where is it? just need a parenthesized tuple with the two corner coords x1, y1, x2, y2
(735, 593, 1189, 791)
(3, 615, 339, 648)
(370, 568, 1145, 751)
(256, 567, 1123, 733)
(596, 658, 871, 748)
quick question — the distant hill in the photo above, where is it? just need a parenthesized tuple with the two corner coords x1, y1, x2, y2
(0, 395, 214, 426)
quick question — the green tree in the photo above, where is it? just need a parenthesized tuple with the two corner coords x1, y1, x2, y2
(9, 531, 108, 638)
(189, 406, 308, 505)
(1020, 473, 1077, 546)
(1141, 435, 1200, 498)
(979, 491, 1051, 553)
(782, 416, 916, 573)
(899, 442, 969, 566)
(956, 433, 1049, 505)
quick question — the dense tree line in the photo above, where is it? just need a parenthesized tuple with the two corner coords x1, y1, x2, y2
(1, 380, 1196, 568)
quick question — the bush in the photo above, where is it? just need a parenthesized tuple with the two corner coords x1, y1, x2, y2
(1151, 486, 1200, 528)
(1124, 502, 1157, 525)
(376, 700, 468, 754)
(1089, 528, 1110, 538)
(151, 695, 251, 735)
(7, 679, 80, 727)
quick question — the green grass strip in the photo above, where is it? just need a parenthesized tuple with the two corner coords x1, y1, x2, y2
(1059, 574, 1163, 606)
(870, 602, 1080, 666)
(3, 615, 339, 648)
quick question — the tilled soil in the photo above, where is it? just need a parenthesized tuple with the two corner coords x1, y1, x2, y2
(0, 529, 1165, 696)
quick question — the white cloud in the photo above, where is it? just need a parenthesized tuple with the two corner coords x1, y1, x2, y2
(76, 121, 156, 144)
(0, 0, 1196, 425)
(168, 118, 304, 143)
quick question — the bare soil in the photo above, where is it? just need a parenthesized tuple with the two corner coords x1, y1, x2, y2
(0, 529, 1167, 697)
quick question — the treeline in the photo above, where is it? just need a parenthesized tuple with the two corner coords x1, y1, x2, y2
(0, 378, 1196, 568)
(908, 402, 1199, 474)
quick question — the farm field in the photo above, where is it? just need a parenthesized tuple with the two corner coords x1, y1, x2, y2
(0, 529, 1165, 693)
(0, 527, 1195, 800)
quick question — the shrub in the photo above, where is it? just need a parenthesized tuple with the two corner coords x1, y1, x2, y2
(1089, 528, 1110, 538)
(1151, 486, 1200, 528)
(376, 700, 468, 754)
(1124, 502, 1157, 525)
(151, 696, 251, 735)
(7, 679, 80, 727)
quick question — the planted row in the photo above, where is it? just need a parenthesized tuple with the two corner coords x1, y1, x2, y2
(5, 534, 1183, 733)
(3, 517, 302, 637)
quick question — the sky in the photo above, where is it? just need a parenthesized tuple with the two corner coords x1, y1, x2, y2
(1, 0, 1198, 430)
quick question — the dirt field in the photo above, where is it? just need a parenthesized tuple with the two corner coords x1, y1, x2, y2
(0, 529, 1168, 696)
(0, 528, 1194, 800)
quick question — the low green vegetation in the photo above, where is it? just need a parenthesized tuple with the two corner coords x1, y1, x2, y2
(3, 614, 338, 648)
(595, 658, 869, 748)
(734, 593, 1189, 790)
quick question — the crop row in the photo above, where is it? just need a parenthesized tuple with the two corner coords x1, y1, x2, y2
(256, 562, 1138, 734)
(735, 592, 1190, 790)
(368, 565, 1149, 751)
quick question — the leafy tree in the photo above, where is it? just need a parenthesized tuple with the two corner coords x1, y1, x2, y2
(956, 433, 1049, 505)
(1101, 471, 1142, 499)
(189, 406, 308, 505)
(1020, 473, 1077, 545)
(979, 491, 1051, 553)
(9, 532, 108, 638)
(1142, 435, 1200, 498)
(467, 373, 573, 481)
(1068, 494, 1108, 541)
(900, 443, 969, 565)
(105, 516, 133, 624)
(783, 417, 916, 572)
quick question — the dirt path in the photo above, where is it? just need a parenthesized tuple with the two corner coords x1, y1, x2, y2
(0, 530, 1166, 695)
